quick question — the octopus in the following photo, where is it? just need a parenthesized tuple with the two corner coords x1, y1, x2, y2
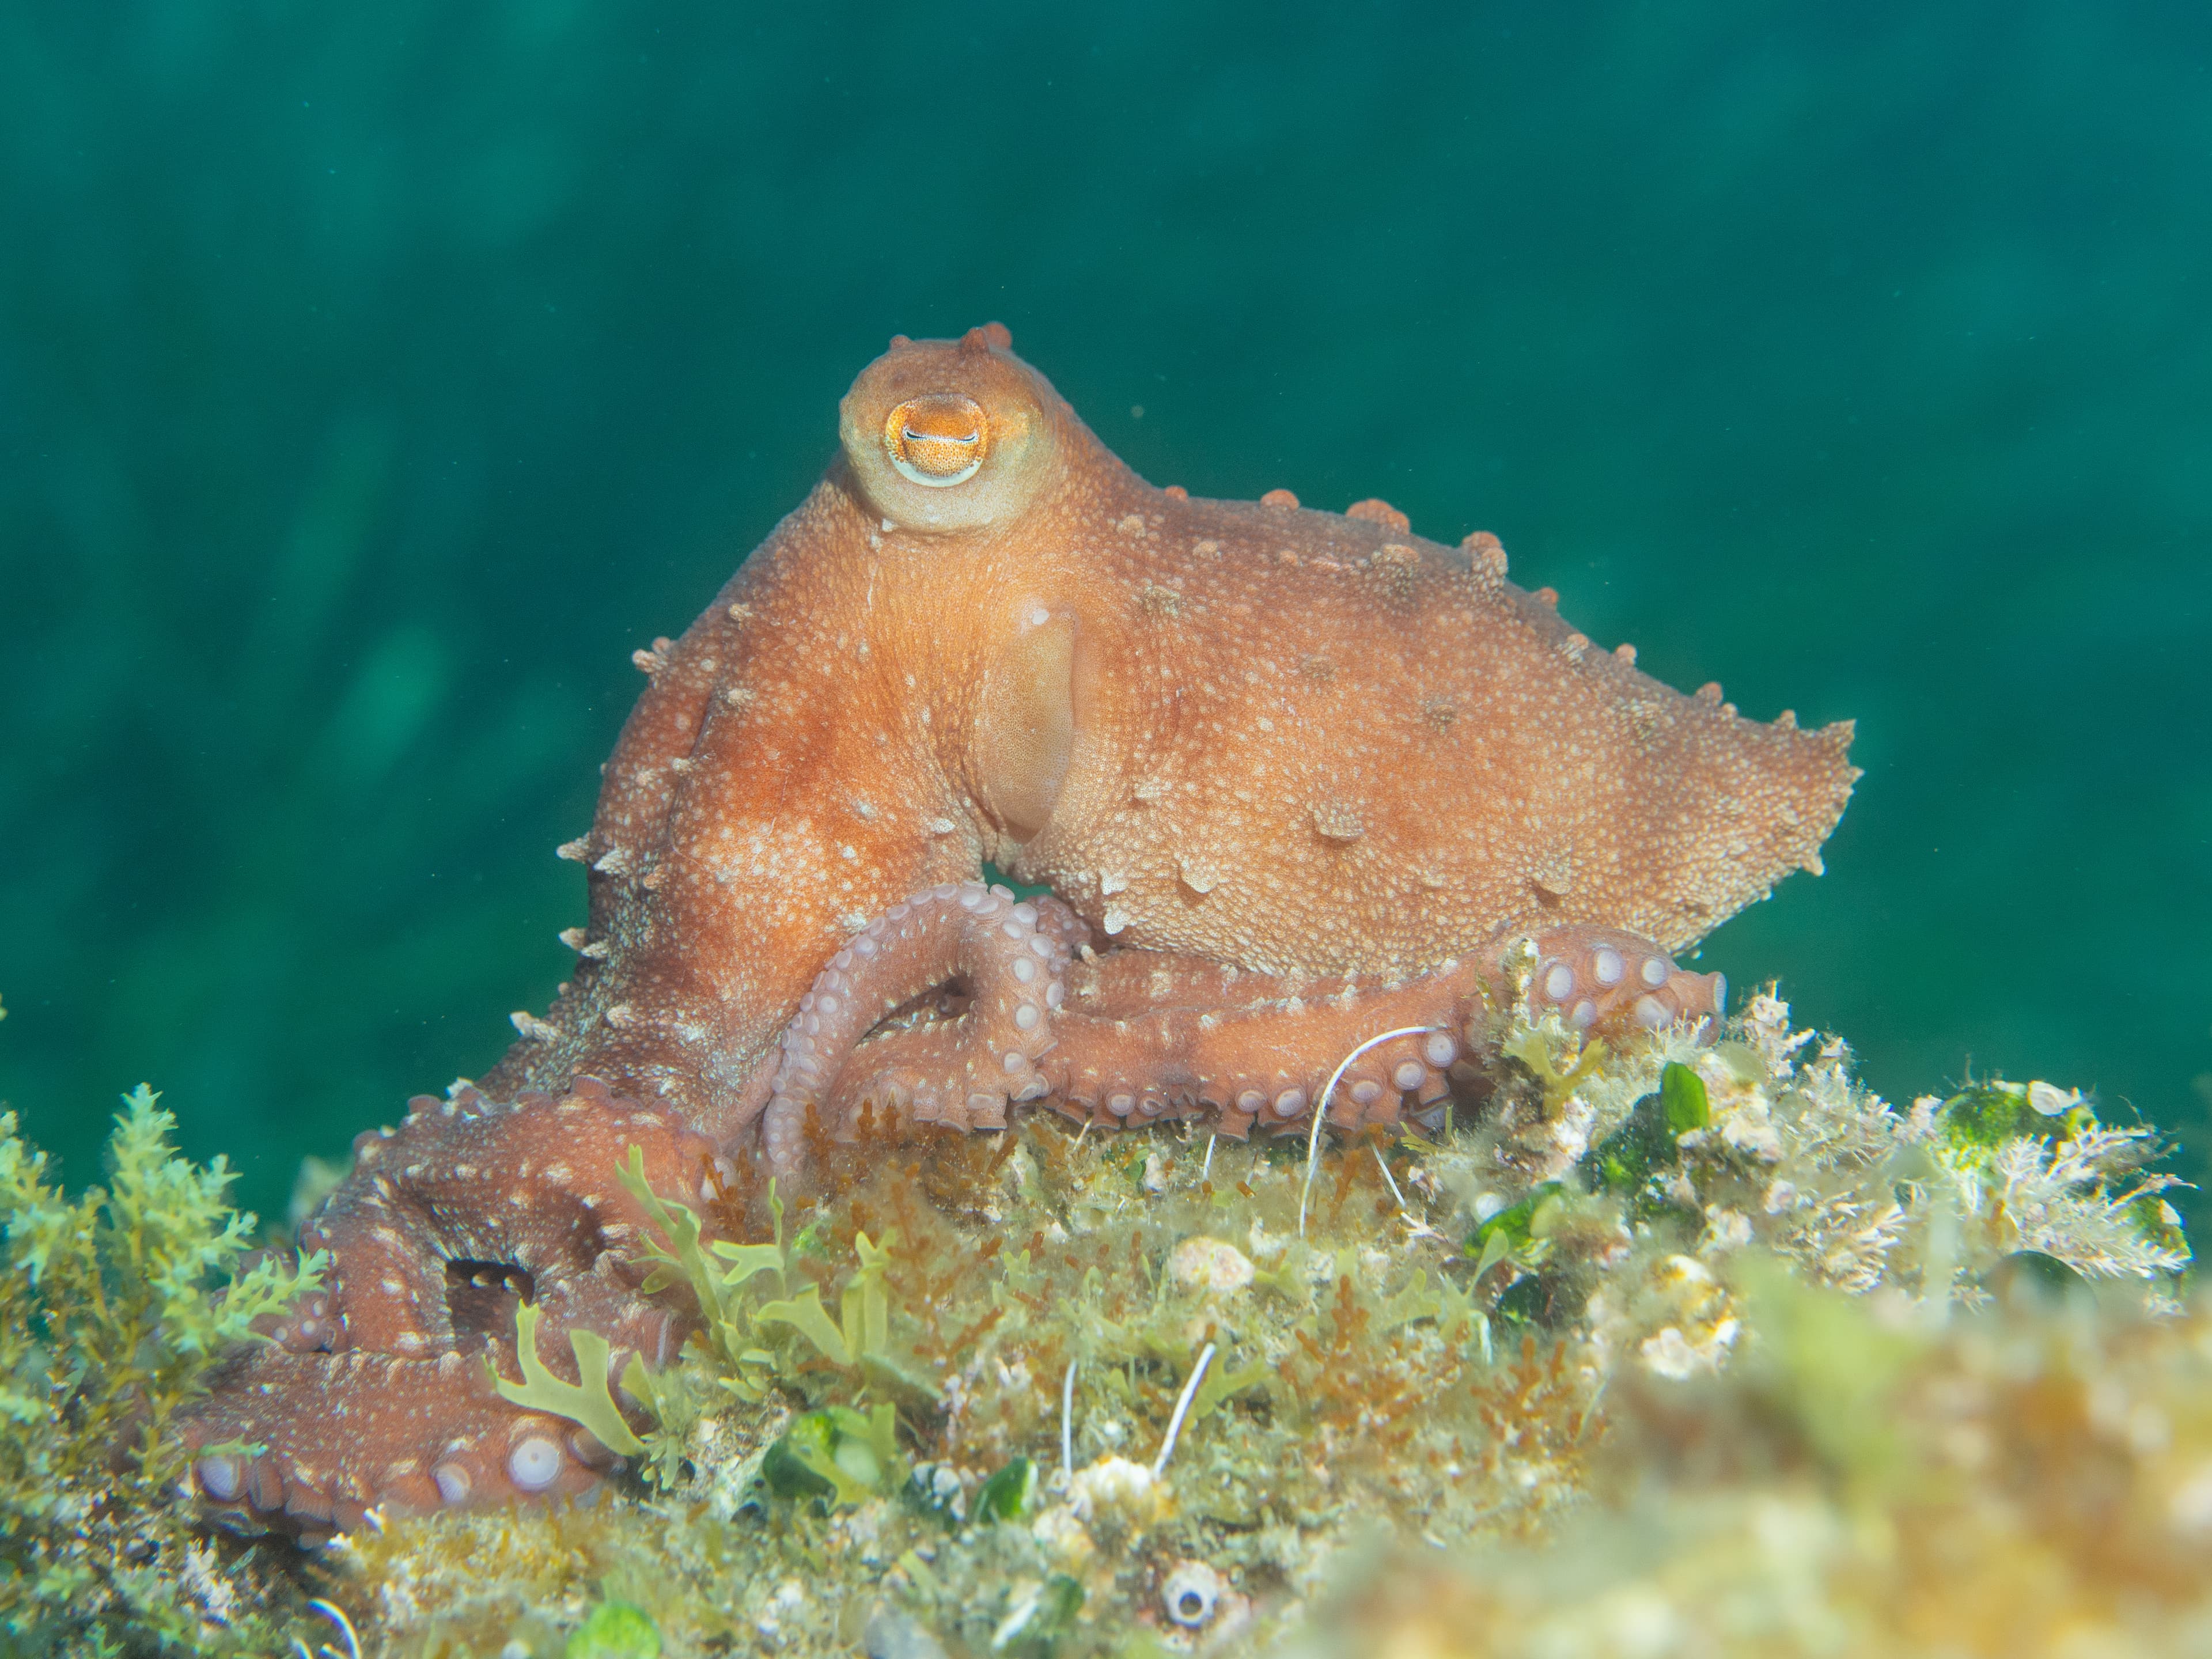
(183, 324, 1857, 1532)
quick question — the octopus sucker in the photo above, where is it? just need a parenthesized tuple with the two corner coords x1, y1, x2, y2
(183, 323, 1854, 1530)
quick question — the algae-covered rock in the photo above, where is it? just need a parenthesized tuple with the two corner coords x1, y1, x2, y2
(1279, 1281, 2212, 1657)
(339, 998, 2198, 1653)
(17, 996, 2198, 1656)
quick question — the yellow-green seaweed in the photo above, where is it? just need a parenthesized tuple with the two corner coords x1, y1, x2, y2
(0, 1089, 331, 1655)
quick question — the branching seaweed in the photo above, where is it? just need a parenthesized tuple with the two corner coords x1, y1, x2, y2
(555, 1148, 945, 1499)
(0, 1088, 326, 1654)
(490, 1301, 646, 1457)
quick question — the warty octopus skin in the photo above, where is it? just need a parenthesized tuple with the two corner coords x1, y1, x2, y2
(181, 323, 1858, 1533)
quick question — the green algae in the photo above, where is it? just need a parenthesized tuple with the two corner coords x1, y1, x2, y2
(566, 1597, 662, 1658)
(1582, 1067, 1710, 1225)
(0, 1089, 330, 1654)
(1936, 1076, 2097, 1152)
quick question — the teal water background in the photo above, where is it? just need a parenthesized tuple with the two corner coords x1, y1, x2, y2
(3, 3, 2207, 1232)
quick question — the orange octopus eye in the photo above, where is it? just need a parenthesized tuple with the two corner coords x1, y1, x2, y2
(885, 393, 988, 487)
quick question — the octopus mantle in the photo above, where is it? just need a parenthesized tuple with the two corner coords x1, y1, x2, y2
(184, 324, 1856, 1532)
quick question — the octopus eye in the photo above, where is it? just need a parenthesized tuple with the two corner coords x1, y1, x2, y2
(885, 393, 988, 487)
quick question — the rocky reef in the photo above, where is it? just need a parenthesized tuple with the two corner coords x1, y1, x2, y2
(2, 991, 2202, 1656)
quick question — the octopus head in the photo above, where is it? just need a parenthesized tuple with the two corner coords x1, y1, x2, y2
(838, 323, 1064, 535)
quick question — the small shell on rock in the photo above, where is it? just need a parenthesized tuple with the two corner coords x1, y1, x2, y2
(1161, 1559, 1226, 1627)
(1166, 1236, 1255, 1297)
(2028, 1080, 2086, 1116)
(1066, 1456, 1169, 1529)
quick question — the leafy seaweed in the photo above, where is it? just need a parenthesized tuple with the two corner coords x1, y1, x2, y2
(972, 1456, 1037, 1522)
(490, 1300, 646, 1457)
(1464, 1181, 1566, 1282)
(601, 1153, 945, 1492)
(1585, 1062, 1710, 1203)
(759, 1403, 900, 1507)
(1659, 1062, 1710, 1132)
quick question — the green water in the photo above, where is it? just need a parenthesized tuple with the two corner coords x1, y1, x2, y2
(2, 3, 2207, 1232)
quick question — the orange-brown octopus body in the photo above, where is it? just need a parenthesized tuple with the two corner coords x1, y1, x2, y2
(182, 324, 1855, 1531)
(546, 323, 1853, 1170)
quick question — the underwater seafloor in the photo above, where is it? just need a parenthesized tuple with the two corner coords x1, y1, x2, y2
(3, 976, 2205, 1658)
